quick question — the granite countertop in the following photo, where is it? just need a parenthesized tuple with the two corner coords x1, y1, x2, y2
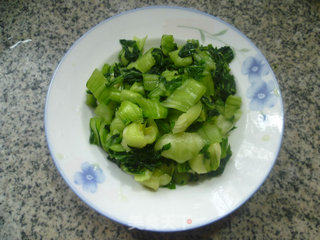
(1, 0, 319, 239)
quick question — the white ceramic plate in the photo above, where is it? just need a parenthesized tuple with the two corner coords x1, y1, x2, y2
(45, 6, 284, 232)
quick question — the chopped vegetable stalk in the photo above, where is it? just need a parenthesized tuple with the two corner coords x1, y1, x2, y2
(194, 51, 216, 71)
(109, 143, 126, 152)
(143, 74, 159, 90)
(148, 86, 165, 99)
(139, 169, 172, 191)
(86, 69, 110, 103)
(198, 115, 233, 143)
(207, 142, 221, 171)
(224, 95, 242, 120)
(137, 98, 168, 119)
(130, 82, 145, 95)
(200, 71, 215, 97)
(169, 49, 193, 67)
(94, 103, 114, 124)
(189, 154, 207, 174)
(101, 63, 111, 76)
(172, 101, 202, 133)
(162, 79, 206, 112)
(86, 92, 97, 108)
(119, 49, 129, 66)
(120, 90, 168, 119)
(198, 121, 222, 143)
(216, 115, 233, 136)
(134, 169, 153, 182)
(233, 109, 242, 122)
(133, 36, 147, 51)
(116, 101, 143, 125)
(110, 116, 125, 135)
(89, 116, 106, 146)
(120, 89, 142, 102)
(189, 142, 221, 174)
(122, 119, 158, 148)
(197, 108, 206, 122)
(161, 35, 177, 56)
(128, 48, 156, 73)
(155, 132, 205, 163)
(161, 70, 178, 82)
(108, 89, 122, 102)
(99, 128, 110, 152)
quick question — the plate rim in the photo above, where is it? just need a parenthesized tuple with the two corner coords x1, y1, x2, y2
(44, 5, 284, 232)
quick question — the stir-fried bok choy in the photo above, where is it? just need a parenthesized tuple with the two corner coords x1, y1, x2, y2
(85, 35, 241, 190)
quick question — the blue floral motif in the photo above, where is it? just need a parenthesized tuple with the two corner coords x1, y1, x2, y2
(74, 162, 105, 193)
(246, 80, 277, 111)
(242, 55, 269, 84)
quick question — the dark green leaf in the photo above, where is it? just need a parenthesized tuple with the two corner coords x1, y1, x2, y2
(155, 119, 171, 134)
(165, 77, 183, 92)
(184, 65, 205, 80)
(200, 144, 210, 160)
(119, 39, 140, 62)
(178, 41, 199, 58)
(107, 144, 163, 174)
(112, 63, 122, 77)
(122, 68, 143, 83)
(205, 45, 236, 101)
(218, 46, 234, 63)
(148, 49, 174, 75)
(105, 134, 121, 149)
(163, 180, 176, 189)
(177, 162, 191, 173)
(161, 143, 171, 151)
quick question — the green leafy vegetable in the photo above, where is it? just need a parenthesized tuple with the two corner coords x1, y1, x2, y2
(119, 39, 140, 63)
(161, 35, 177, 56)
(116, 101, 143, 125)
(128, 48, 156, 73)
(86, 90, 97, 108)
(169, 49, 193, 67)
(205, 45, 236, 101)
(162, 79, 206, 112)
(122, 119, 158, 148)
(85, 36, 242, 190)
(94, 102, 114, 124)
(178, 40, 199, 58)
(155, 132, 205, 163)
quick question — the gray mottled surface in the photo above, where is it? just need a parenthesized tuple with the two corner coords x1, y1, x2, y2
(0, 0, 319, 239)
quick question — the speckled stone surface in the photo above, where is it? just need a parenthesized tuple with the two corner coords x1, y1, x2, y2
(0, 0, 319, 239)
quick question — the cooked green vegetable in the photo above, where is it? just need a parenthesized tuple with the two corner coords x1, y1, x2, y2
(110, 117, 125, 135)
(122, 119, 158, 148)
(169, 49, 193, 67)
(128, 48, 156, 73)
(172, 101, 202, 133)
(86, 90, 97, 108)
(116, 101, 143, 125)
(161, 35, 177, 56)
(155, 132, 205, 163)
(94, 102, 114, 124)
(162, 79, 206, 112)
(85, 35, 241, 190)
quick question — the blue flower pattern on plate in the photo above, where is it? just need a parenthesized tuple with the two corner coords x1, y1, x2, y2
(242, 55, 269, 84)
(246, 80, 277, 111)
(242, 55, 277, 112)
(74, 162, 105, 193)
